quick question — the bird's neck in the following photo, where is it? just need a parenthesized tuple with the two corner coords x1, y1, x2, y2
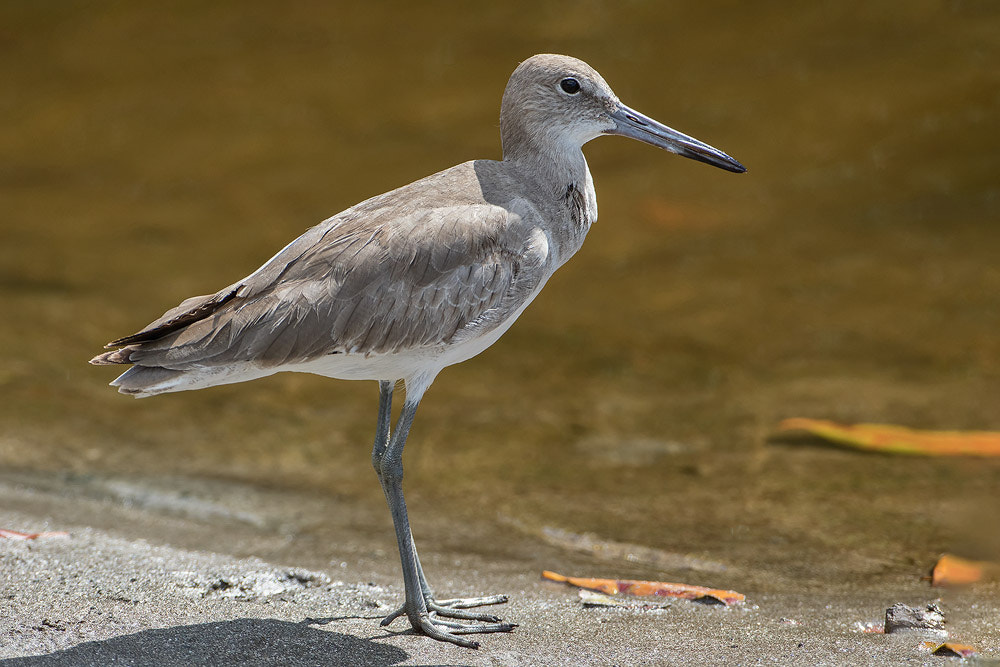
(504, 143, 593, 207)
(503, 145, 599, 262)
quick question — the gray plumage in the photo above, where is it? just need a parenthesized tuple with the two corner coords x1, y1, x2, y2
(91, 54, 745, 647)
(97, 163, 548, 370)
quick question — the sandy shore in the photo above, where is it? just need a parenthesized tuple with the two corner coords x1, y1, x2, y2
(1, 471, 997, 666)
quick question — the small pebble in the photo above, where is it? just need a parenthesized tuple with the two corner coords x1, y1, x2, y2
(884, 602, 945, 633)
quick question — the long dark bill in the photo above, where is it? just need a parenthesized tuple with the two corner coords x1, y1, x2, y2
(607, 104, 746, 173)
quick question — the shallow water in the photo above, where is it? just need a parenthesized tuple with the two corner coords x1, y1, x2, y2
(2, 1, 999, 601)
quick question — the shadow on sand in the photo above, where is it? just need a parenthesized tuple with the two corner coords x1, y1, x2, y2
(0, 617, 411, 667)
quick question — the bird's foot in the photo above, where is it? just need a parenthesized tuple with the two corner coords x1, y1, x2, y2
(410, 611, 516, 649)
(381, 594, 509, 625)
(381, 594, 515, 648)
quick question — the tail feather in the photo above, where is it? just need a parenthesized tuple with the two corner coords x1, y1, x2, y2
(90, 290, 238, 395)
(108, 366, 188, 397)
(91, 347, 189, 396)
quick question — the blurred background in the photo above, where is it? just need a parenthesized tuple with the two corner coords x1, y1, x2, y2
(2, 1, 998, 594)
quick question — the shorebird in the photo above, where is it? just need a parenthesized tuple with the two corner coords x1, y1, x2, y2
(91, 54, 745, 648)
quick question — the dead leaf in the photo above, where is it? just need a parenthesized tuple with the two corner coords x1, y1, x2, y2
(542, 570, 744, 606)
(922, 641, 977, 658)
(931, 554, 998, 587)
(777, 419, 1000, 457)
(0, 528, 68, 540)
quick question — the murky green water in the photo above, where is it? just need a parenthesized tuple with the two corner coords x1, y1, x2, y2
(2, 2, 999, 595)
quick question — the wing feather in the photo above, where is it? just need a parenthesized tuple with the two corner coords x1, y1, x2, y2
(97, 162, 552, 372)
(112, 212, 546, 370)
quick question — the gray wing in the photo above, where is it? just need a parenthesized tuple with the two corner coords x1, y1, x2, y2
(102, 199, 549, 370)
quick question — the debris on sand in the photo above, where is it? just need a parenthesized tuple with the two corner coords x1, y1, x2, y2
(542, 570, 744, 606)
(884, 602, 945, 634)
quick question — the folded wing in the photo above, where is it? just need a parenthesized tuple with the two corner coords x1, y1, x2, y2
(93, 198, 548, 372)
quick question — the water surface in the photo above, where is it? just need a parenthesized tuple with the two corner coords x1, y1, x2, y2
(2, 2, 999, 600)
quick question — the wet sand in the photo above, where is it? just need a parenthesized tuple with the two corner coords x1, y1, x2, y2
(2, 471, 997, 666)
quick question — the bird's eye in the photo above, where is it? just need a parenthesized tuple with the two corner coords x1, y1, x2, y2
(559, 77, 581, 95)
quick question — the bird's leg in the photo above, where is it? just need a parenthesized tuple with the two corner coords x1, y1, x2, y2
(372, 381, 506, 620)
(371, 380, 515, 648)
(371, 381, 433, 603)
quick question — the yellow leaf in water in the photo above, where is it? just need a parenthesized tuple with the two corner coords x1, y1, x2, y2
(777, 419, 1000, 457)
(542, 570, 744, 606)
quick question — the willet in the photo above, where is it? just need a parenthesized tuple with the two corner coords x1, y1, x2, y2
(91, 54, 745, 648)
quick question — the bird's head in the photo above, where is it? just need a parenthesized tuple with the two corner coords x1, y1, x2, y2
(500, 54, 746, 174)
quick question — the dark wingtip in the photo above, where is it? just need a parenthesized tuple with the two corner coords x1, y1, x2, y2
(90, 352, 113, 366)
(89, 348, 132, 365)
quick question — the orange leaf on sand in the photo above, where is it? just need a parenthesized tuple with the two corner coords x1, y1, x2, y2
(931, 554, 998, 587)
(922, 642, 977, 658)
(0, 528, 68, 540)
(777, 419, 1000, 457)
(542, 570, 744, 606)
